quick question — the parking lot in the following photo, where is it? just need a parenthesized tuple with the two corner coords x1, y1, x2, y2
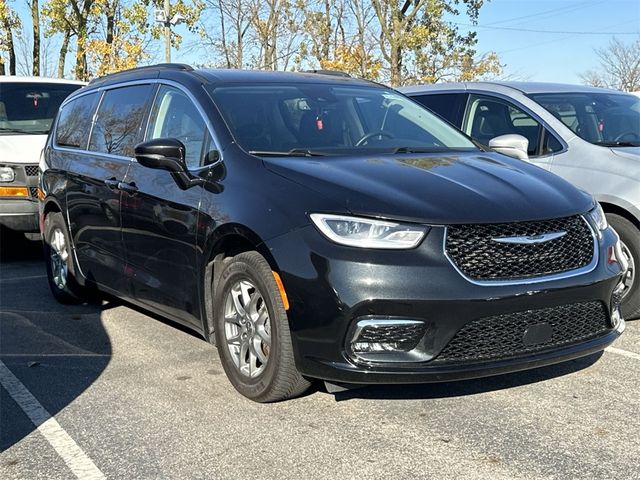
(0, 234, 639, 480)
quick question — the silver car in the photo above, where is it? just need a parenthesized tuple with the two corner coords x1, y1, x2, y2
(400, 82, 639, 319)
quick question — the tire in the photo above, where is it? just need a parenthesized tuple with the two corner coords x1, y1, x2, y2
(43, 212, 91, 304)
(213, 251, 310, 402)
(606, 213, 640, 319)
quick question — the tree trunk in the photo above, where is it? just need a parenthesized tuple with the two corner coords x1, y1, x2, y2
(58, 28, 70, 78)
(1, 15, 16, 75)
(103, 1, 115, 71)
(75, 21, 88, 80)
(0, 57, 5, 75)
(31, 0, 40, 76)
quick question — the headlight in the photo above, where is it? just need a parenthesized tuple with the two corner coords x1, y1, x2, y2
(587, 203, 608, 231)
(0, 167, 15, 182)
(310, 213, 428, 249)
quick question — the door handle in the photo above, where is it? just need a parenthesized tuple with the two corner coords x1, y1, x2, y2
(117, 181, 138, 195)
(104, 178, 120, 190)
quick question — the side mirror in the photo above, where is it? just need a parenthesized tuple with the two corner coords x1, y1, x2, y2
(488, 134, 529, 161)
(135, 138, 205, 190)
(134, 138, 187, 174)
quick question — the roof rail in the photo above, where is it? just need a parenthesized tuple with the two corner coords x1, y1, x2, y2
(88, 63, 194, 85)
(303, 69, 351, 78)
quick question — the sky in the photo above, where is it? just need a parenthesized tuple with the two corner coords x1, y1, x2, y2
(455, 0, 640, 83)
(7, 0, 640, 84)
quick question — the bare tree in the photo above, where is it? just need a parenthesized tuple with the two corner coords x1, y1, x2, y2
(28, 0, 40, 75)
(580, 37, 640, 92)
(201, 0, 258, 68)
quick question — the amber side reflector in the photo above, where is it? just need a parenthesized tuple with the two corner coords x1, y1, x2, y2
(0, 187, 29, 197)
(37, 187, 45, 201)
(272, 271, 290, 311)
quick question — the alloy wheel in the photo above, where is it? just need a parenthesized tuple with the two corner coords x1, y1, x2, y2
(620, 240, 636, 300)
(49, 227, 69, 291)
(224, 279, 272, 378)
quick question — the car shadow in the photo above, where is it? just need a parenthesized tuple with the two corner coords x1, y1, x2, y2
(0, 231, 113, 452)
(330, 352, 603, 402)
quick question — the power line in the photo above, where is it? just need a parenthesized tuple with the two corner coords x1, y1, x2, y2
(494, 19, 640, 55)
(454, 22, 640, 35)
(483, 0, 606, 27)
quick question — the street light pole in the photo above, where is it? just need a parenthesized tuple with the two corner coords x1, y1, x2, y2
(164, 0, 171, 63)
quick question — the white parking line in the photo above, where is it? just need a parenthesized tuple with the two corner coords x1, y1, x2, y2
(605, 346, 640, 361)
(0, 361, 105, 480)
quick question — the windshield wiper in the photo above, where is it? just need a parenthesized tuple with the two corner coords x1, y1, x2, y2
(392, 146, 451, 154)
(593, 141, 640, 147)
(248, 149, 329, 157)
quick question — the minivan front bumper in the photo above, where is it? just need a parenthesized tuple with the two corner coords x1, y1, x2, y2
(266, 224, 626, 384)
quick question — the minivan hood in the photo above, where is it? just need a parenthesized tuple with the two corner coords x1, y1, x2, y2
(0, 134, 47, 164)
(264, 152, 594, 224)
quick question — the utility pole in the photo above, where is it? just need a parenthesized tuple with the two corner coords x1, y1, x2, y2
(155, 1, 184, 63)
(164, 0, 171, 62)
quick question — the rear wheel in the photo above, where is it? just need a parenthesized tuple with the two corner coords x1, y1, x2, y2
(43, 212, 92, 304)
(606, 213, 640, 319)
(214, 251, 310, 402)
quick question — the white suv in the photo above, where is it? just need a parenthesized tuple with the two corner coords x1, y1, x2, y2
(0, 76, 83, 233)
(401, 82, 640, 318)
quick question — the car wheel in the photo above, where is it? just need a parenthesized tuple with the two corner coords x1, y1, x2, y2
(606, 213, 640, 319)
(214, 251, 310, 402)
(43, 212, 91, 304)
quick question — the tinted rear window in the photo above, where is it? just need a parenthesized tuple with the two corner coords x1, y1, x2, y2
(0, 82, 81, 135)
(55, 92, 100, 148)
(89, 84, 153, 157)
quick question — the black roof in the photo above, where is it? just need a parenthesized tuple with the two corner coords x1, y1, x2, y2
(86, 63, 377, 89)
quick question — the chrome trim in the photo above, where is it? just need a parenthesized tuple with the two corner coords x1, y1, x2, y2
(443, 215, 599, 286)
(491, 231, 567, 244)
(349, 319, 429, 364)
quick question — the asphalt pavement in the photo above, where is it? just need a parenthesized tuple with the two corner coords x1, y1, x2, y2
(1, 232, 639, 480)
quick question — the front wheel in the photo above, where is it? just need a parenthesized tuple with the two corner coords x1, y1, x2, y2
(213, 251, 310, 402)
(606, 213, 640, 319)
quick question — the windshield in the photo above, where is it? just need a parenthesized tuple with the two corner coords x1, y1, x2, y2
(208, 83, 477, 156)
(0, 82, 82, 135)
(530, 91, 640, 146)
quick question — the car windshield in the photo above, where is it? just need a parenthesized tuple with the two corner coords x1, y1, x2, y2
(530, 91, 640, 147)
(0, 82, 82, 135)
(207, 83, 477, 156)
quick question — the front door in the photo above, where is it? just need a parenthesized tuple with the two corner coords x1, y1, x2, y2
(120, 84, 208, 327)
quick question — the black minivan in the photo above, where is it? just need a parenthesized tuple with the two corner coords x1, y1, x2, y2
(41, 64, 627, 401)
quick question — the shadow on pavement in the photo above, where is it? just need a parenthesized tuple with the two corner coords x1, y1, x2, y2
(332, 352, 603, 401)
(0, 230, 113, 452)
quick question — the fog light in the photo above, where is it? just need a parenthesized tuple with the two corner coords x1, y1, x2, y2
(348, 318, 432, 363)
(0, 167, 15, 182)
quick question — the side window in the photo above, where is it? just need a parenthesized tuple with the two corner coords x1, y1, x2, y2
(55, 93, 99, 148)
(146, 85, 207, 169)
(89, 84, 153, 157)
(542, 131, 564, 155)
(412, 93, 467, 126)
(465, 94, 542, 156)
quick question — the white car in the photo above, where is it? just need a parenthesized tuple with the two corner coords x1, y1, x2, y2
(400, 82, 640, 319)
(0, 76, 84, 233)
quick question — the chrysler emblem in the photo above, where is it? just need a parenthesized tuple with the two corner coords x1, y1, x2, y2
(492, 231, 567, 244)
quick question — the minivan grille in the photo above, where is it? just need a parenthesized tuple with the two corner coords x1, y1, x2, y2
(445, 215, 594, 281)
(433, 301, 609, 363)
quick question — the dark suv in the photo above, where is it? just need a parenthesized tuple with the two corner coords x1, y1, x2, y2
(41, 64, 627, 402)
